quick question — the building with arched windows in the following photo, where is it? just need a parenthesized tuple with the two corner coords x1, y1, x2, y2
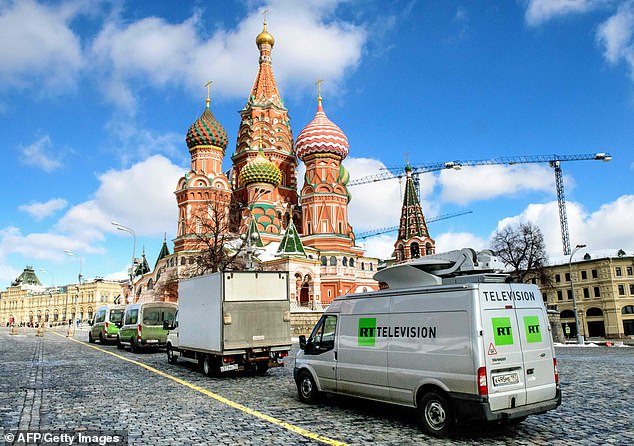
(537, 249, 634, 339)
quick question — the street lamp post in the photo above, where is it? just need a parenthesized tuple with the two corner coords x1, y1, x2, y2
(569, 243, 587, 345)
(64, 250, 83, 336)
(111, 221, 136, 304)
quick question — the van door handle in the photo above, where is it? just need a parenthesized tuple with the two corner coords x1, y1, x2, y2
(527, 368, 534, 375)
(334, 351, 337, 360)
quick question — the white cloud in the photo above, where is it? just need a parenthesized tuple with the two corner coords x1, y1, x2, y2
(0, 0, 84, 92)
(359, 234, 396, 260)
(524, 0, 607, 26)
(57, 155, 185, 240)
(19, 134, 64, 172)
(493, 195, 634, 256)
(596, 1, 634, 77)
(438, 164, 556, 205)
(89, 0, 366, 111)
(434, 232, 489, 253)
(18, 198, 68, 221)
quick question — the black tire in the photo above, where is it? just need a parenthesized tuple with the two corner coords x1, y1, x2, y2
(167, 345, 177, 364)
(418, 390, 454, 437)
(116, 336, 124, 350)
(99, 332, 104, 344)
(203, 355, 215, 376)
(88, 332, 95, 344)
(256, 363, 269, 374)
(297, 371, 319, 404)
(131, 337, 139, 353)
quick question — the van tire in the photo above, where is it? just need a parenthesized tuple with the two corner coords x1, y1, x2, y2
(297, 371, 319, 404)
(99, 332, 105, 344)
(418, 391, 454, 437)
(131, 337, 139, 353)
(116, 336, 124, 350)
(88, 332, 95, 343)
(167, 345, 177, 364)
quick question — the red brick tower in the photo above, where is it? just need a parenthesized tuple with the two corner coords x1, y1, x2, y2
(393, 164, 435, 261)
(174, 95, 231, 252)
(230, 20, 298, 233)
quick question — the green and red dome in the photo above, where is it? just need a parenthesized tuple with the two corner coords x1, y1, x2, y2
(186, 100, 228, 150)
(239, 149, 282, 187)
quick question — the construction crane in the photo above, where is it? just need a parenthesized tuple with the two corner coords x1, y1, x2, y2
(356, 210, 473, 240)
(349, 153, 612, 255)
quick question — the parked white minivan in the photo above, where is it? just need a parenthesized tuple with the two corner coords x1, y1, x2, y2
(294, 249, 561, 437)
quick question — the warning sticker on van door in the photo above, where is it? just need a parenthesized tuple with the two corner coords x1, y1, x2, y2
(523, 316, 542, 343)
(492, 317, 513, 346)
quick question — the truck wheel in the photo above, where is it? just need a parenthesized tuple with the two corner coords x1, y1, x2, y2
(203, 356, 215, 376)
(88, 332, 95, 344)
(418, 391, 454, 437)
(297, 371, 319, 404)
(167, 345, 177, 364)
(116, 336, 124, 350)
(256, 363, 269, 374)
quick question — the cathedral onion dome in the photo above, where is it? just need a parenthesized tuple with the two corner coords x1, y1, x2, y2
(256, 21, 275, 47)
(338, 164, 350, 186)
(295, 99, 349, 162)
(239, 149, 282, 187)
(185, 98, 228, 150)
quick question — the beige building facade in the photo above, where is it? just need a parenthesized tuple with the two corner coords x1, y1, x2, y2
(0, 266, 126, 326)
(539, 250, 634, 339)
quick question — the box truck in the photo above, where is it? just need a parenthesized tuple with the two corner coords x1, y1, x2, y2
(294, 249, 561, 437)
(165, 271, 292, 375)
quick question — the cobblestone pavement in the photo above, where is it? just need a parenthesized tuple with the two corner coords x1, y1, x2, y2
(1, 327, 632, 445)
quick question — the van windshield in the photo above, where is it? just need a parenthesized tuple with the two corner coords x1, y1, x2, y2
(109, 309, 124, 323)
(142, 307, 176, 326)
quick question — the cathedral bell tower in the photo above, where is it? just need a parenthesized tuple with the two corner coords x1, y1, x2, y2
(230, 19, 299, 233)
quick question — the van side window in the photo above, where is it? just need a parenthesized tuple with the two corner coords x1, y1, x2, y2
(125, 309, 138, 325)
(307, 315, 337, 354)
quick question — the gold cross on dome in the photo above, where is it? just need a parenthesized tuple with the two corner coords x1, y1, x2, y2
(262, 9, 268, 24)
(204, 80, 213, 100)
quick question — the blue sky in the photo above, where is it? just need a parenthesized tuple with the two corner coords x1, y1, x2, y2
(1, 0, 633, 288)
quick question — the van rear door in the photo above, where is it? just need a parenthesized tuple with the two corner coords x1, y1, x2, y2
(512, 286, 557, 404)
(480, 284, 527, 411)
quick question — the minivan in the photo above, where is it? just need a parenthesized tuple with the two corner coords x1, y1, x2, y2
(117, 302, 177, 352)
(89, 304, 125, 344)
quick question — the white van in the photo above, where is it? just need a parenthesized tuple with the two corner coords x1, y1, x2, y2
(294, 249, 561, 437)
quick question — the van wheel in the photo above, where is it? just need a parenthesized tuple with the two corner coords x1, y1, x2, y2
(116, 336, 124, 350)
(167, 345, 177, 364)
(99, 332, 105, 344)
(203, 356, 215, 376)
(131, 337, 139, 353)
(88, 332, 95, 344)
(297, 371, 319, 404)
(418, 391, 453, 437)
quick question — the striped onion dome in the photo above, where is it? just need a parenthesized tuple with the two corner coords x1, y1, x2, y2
(239, 149, 282, 187)
(185, 99, 228, 150)
(295, 100, 349, 161)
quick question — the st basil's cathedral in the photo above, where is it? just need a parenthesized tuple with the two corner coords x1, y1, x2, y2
(134, 21, 435, 308)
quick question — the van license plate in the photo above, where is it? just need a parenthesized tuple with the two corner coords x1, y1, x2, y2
(493, 373, 519, 386)
(220, 364, 238, 372)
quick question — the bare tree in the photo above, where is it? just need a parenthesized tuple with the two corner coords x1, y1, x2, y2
(492, 222, 552, 286)
(188, 200, 248, 275)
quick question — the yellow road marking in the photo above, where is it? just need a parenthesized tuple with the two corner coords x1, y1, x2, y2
(53, 332, 347, 446)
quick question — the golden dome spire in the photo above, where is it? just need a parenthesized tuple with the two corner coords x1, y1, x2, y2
(256, 9, 275, 47)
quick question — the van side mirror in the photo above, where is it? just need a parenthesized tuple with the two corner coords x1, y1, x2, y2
(115, 321, 123, 328)
(163, 320, 173, 330)
(299, 335, 307, 350)
(88, 319, 93, 326)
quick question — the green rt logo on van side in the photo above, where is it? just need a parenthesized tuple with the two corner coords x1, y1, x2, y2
(358, 318, 376, 346)
(524, 316, 542, 343)
(492, 317, 513, 346)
